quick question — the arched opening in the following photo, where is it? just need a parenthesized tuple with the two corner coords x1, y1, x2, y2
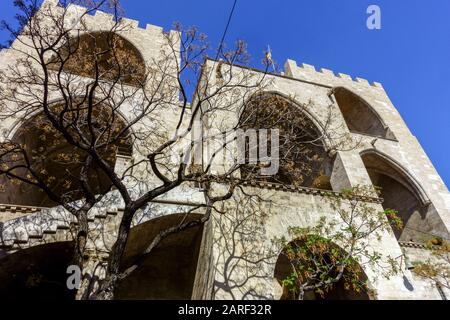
(48, 32, 146, 86)
(334, 87, 395, 139)
(361, 151, 432, 242)
(114, 213, 204, 300)
(274, 236, 371, 300)
(238, 92, 333, 189)
(0, 242, 75, 300)
(0, 105, 133, 207)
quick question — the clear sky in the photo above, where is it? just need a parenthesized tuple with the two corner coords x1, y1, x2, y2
(0, 0, 449, 188)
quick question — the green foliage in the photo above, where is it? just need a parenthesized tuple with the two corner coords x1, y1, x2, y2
(413, 240, 450, 290)
(275, 185, 402, 300)
(385, 208, 403, 231)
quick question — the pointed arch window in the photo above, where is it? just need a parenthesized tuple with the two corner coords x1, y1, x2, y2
(333, 87, 395, 140)
(48, 32, 146, 86)
(238, 92, 333, 189)
(361, 150, 433, 242)
(0, 103, 133, 207)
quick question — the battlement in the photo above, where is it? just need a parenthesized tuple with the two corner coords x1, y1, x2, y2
(41, 0, 169, 36)
(284, 59, 384, 89)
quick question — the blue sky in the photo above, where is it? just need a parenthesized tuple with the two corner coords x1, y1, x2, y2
(0, 0, 449, 188)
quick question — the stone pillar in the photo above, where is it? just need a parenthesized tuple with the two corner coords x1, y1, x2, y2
(331, 151, 373, 191)
(191, 218, 215, 300)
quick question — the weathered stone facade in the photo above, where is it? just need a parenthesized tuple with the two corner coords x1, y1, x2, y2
(0, 0, 449, 300)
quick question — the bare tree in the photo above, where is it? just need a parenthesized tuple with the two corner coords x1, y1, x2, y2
(0, 0, 354, 299)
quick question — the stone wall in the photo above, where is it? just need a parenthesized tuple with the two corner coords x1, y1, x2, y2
(0, 0, 449, 300)
(197, 58, 450, 300)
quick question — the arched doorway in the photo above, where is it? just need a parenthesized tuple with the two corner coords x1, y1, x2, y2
(333, 87, 395, 140)
(239, 92, 333, 189)
(273, 236, 372, 300)
(0, 242, 75, 300)
(361, 150, 432, 242)
(0, 212, 204, 300)
(114, 213, 204, 300)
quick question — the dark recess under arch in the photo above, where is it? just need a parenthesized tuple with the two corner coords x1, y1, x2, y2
(334, 87, 395, 140)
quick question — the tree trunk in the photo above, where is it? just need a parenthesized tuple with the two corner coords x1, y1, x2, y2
(93, 207, 135, 300)
(73, 210, 89, 267)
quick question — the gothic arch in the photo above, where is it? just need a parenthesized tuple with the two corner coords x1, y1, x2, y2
(0, 212, 204, 300)
(333, 87, 395, 139)
(361, 149, 429, 206)
(238, 91, 333, 189)
(240, 91, 331, 148)
(114, 213, 204, 300)
(0, 241, 75, 300)
(0, 102, 133, 207)
(273, 235, 373, 300)
(6, 99, 135, 144)
(361, 149, 433, 242)
(48, 31, 146, 86)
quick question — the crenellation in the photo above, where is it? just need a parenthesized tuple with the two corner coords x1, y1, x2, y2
(168, 29, 182, 41)
(356, 77, 369, 85)
(66, 7, 171, 38)
(320, 68, 334, 77)
(66, 3, 88, 17)
(372, 81, 384, 88)
(338, 72, 353, 81)
(42, 0, 60, 8)
(0, 48, 6, 58)
(58, 1, 173, 36)
(120, 17, 139, 29)
(284, 58, 385, 89)
(94, 10, 115, 24)
(300, 63, 316, 72)
(146, 23, 164, 34)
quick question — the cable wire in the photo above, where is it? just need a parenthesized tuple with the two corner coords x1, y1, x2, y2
(207, 0, 238, 81)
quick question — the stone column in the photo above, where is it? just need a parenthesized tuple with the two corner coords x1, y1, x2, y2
(191, 218, 215, 300)
(331, 151, 373, 191)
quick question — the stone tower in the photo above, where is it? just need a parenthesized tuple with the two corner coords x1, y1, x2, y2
(0, 0, 449, 300)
